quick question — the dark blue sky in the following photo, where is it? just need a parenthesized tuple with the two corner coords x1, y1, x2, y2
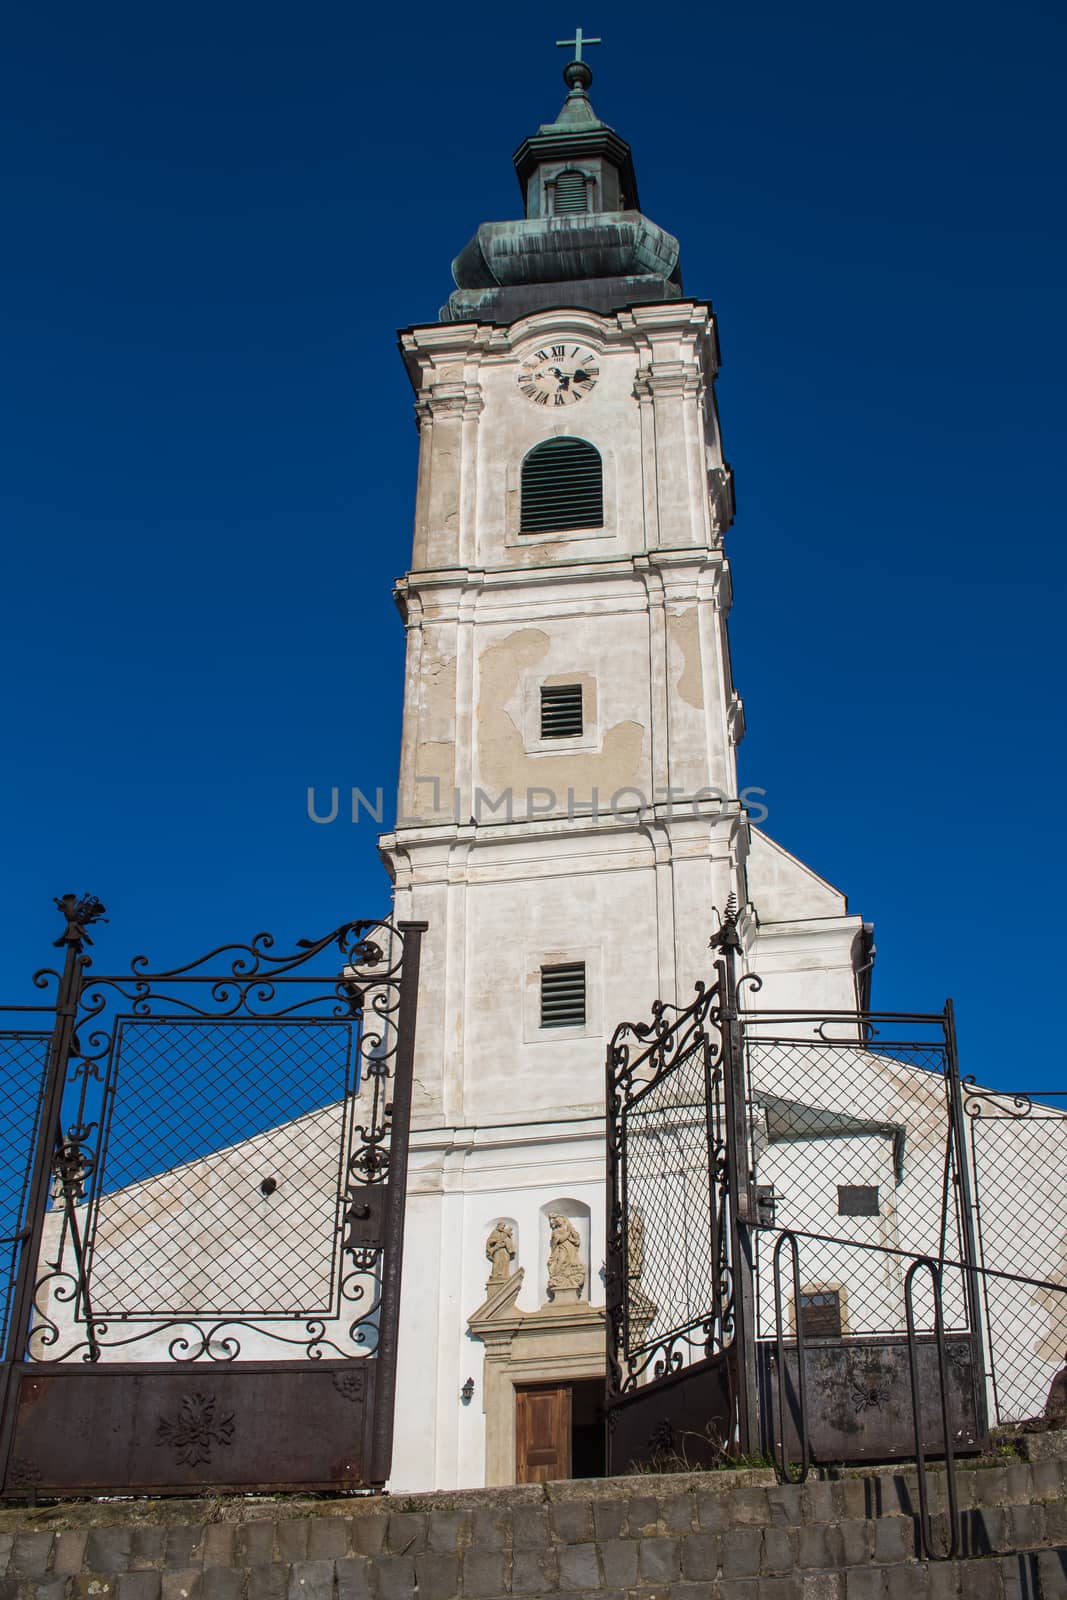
(2, 0, 1064, 1089)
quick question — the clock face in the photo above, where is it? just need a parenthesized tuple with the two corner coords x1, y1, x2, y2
(517, 344, 600, 407)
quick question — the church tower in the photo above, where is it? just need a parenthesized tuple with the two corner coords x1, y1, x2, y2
(379, 41, 872, 1491)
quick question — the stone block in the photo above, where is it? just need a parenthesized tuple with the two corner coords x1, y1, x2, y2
(85, 1530, 133, 1576)
(731, 1487, 772, 1525)
(802, 1575, 845, 1600)
(1003, 1464, 1032, 1503)
(307, 1521, 348, 1562)
(510, 1507, 548, 1551)
(8, 1532, 53, 1579)
(129, 1528, 166, 1570)
(164, 1529, 205, 1570)
(236, 1525, 276, 1569)
(680, 1534, 720, 1582)
(28, 1582, 70, 1600)
(636, 1538, 679, 1584)
(0, 1539, 12, 1576)
(696, 1492, 731, 1533)
(803, 1481, 840, 1522)
(838, 1518, 870, 1565)
(557, 1543, 599, 1591)
(873, 1516, 915, 1564)
(591, 1503, 626, 1544)
(1037, 1550, 1067, 1596)
(659, 1494, 697, 1534)
(53, 1532, 89, 1576)
(461, 1550, 508, 1597)
(334, 1557, 374, 1600)
(414, 1552, 461, 1600)
(349, 1518, 387, 1557)
(550, 1503, 594, 1545)
(713, 1579, 761, 1600)
(471, 1507, 512, 1551)
(796, 1524, 841, 1570)
(926, 1562, 961, 1600)
(971, 1468, 1008, 1509)
(117, 1575, 162, 1600)
(1044, 1501, 1067, 1544)
(954, 1559, 1000, 1599)
(275, 1523, 310, 1565)
(759, 1578, 802, 1600)
(839, 1479, 872, 1520)
(884, 1566, 928, 1600)
(621, 1497, 659, 1538)
(1008, 1501, 1045, 1548)
(245, 1566, 289, 1600)
(160, 1568, 202, 1600)
(386, 1512, 428, 1555)
(200, 1568, 243, 1600)
(844, 1570, 883, 1600)
(599, 1541, 639, 1588)
(200, 1529, 234, 1570)
(1029, 1458, 1063, 1498)
(511, 1548, 558, 1595)
(285, 1562, 334, 1600)
(376, 1554, 417, 1600)
(424, 1512, 467, 1554)
(766, 1485, 805, 1526)
(721, 1529, 762, 1578)
(761, 1526, 794, 1573)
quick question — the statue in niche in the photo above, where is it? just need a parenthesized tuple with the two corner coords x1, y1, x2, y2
(547, 1213, 585, 1299)
(485, 1221, 517, 1285)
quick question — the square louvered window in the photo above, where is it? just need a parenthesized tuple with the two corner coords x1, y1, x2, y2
(540, 962, 586, 1028)
(838, 1185, 880, 1217)
(797, 1290, 842, 1340)
(540, 683, 583, 739)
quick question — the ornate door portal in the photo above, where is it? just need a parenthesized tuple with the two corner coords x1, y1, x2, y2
(0, 896, 425, 1498)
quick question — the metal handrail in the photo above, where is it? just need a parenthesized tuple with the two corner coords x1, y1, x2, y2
(904, 1256, 959, 1560)
(771, 1230, 810, 1483)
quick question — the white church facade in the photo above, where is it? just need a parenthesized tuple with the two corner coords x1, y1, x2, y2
(378, 54, 878, 1490)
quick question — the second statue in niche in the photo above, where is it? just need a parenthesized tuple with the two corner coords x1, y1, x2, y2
(547, 1213, 585, 1301)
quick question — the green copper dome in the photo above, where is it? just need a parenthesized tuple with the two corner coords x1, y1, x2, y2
(442, 62, 683, 324)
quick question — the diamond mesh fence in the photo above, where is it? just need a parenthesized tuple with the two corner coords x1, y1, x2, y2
(744, 1027, 971, 1344)
(0, 1029, 50, 1351)
(964, 1091, 1067, 1424)
(71, 1018, 360, 1319)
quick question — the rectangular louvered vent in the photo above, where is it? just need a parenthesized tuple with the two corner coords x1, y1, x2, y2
(520, 438, 603, 533)
(540, 963, 586, 1028)
(540, 683, 583, 739)
(554, 172, 589, 214)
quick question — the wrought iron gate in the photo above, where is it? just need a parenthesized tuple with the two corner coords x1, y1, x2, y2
(604, 917, 757, 1470)
(605, 914, 992, 1478)
(0, 895, 425, 1498)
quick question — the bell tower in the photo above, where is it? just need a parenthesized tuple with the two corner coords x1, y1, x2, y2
(379, 44, 871, 1490)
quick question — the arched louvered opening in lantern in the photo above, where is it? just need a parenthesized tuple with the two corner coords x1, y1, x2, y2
(520, 437, 603, 534)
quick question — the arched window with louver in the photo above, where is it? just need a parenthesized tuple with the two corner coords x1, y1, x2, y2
(520, 437, 603, 535)
(553, 170, 589, 214)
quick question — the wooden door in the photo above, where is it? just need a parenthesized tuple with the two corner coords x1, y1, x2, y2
(515, 1384, 571, 1483)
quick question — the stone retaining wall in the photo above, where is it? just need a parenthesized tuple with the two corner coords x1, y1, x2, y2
(0, 1459, 1065, 1599)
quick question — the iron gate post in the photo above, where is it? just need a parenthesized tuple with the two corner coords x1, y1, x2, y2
(714, 925, 760, 1458)
(367, 920, 427, 1487)
(0, 895, 101, 1490)
(943, 998, 990, 1446)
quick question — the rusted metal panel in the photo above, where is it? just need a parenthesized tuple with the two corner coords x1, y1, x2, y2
(606, 1353, 733, 1475)
(758, 1336, 984, 1464)
(1, 1359, 378, 1496)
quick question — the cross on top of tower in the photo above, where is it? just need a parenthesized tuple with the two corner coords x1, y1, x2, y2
(555, 27, 602, 64)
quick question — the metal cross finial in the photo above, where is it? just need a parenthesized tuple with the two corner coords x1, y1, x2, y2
(556, 27, 602, 63)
